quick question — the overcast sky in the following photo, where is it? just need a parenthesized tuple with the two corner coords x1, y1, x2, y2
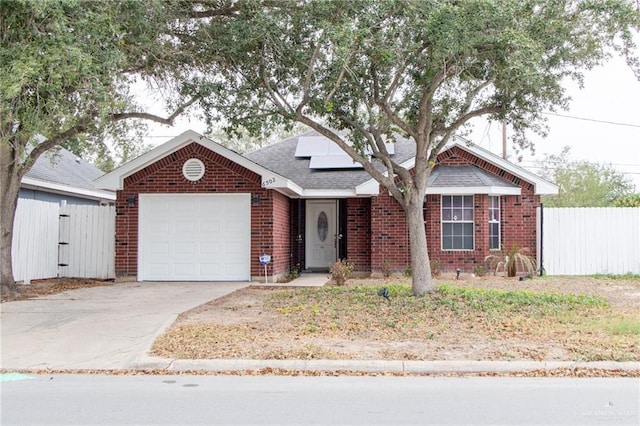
(142, 50, 640, 190)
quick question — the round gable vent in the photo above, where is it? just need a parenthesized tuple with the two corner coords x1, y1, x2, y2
(182, 158, 205, 181)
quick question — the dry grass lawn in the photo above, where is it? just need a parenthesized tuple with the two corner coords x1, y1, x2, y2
(151, 274, 640, 362)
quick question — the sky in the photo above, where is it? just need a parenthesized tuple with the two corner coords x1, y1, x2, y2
(142, 52, 640, 190)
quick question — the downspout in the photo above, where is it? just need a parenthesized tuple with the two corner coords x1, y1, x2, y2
(538, 203, 544, 276)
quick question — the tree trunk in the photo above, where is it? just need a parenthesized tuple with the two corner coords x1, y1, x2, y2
(0, 145, 21, 299)
(406, 189, 433, 296)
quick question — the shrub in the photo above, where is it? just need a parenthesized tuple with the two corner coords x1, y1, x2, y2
(382, 259, 393, 277)
(403, 265, 412, 277)
(330, 259, 354, 285)
(485, 245, 536, 277)
(473, 264, 487, 277)
(430, 259, 443, 277)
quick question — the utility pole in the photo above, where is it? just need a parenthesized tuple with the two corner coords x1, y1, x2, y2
(501, 121, 507, 159)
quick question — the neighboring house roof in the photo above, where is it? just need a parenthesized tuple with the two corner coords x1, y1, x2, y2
(21, 146, 116, 202)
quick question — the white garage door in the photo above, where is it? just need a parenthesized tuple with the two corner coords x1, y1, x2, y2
(138, 193, 251, 281)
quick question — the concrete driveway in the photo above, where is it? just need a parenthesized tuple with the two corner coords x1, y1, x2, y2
(0, 281, 247, 370)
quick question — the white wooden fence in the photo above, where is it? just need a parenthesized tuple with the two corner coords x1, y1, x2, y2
(540, 207, 640, 275)
(12, 199, 115, 282)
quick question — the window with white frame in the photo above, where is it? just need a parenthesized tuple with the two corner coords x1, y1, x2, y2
(441, 195, 474, 250)
(489, 196, 501, 250)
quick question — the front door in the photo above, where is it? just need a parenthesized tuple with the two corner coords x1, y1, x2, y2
(305, 200, 338, 270)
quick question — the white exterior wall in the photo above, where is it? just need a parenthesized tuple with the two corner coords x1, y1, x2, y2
(12, 199, 115, 282)
(541, 207, 640, 275)
(12, 199, 60, 282)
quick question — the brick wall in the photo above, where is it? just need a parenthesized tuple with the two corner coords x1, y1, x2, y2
(370, 193, 410, 274)
(115, 142, 278, 278)
(269, 191, 292, 278)
(345, 198, 371, 272)
(365, 146, 541, 274)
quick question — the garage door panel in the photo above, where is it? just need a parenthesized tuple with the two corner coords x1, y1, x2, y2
(139, 194, 250, 281)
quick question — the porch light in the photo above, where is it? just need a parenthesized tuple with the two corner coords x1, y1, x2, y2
(127, 195, 136, 207)
(252, 193, 260, 206)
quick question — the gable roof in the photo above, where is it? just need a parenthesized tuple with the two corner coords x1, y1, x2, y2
(446, 141, 558, 195)
(247, 132, 557, 196)
(244, 131, 416, 196)
(96, 130, 557, 198)
(95, 130, 299, 195)
(21, 146, 115, 202)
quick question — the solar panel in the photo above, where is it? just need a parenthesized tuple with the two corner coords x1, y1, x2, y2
(309, 155, 363, 169)
(294, 137, 330, 157)
(296, 135, 394, 169)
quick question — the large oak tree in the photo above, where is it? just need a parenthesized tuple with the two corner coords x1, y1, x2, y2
(192, 0, 639, 295)
(0, 0, 237, 298)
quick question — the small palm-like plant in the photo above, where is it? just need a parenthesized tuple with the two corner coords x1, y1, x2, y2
(485, 245, 537, 277)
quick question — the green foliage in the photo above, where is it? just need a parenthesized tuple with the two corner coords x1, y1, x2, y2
(600, 317, 640, 336)
(591, 273, 640, 280)
(473, 264, 487, 277)
(485, 246, 537, 277)
(430, 259, 443, 277)
(540, 147, 636, 207)
(436, 285, 608, 313)
(190, 0, 639, 295)
(612, 194, 640, 207)
(329, 259, 354, 286)
(403, 265, 412, 277)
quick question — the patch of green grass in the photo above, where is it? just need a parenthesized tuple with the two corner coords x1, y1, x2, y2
(598, 317, 640, 335)
(435, 284, 609, 314)
(591, 272, 640, 280)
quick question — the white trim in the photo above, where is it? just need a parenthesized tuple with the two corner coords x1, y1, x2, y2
(356, 142, 557, 196)
(95, 130, 294, 192)
(426, 186, 521, 196)
(441, 194, 475, 251)
(21, 176, 116, 201)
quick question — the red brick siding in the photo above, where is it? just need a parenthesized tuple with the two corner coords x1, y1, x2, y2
(115, 142, 278, 278)
(364, 146, 541, 274)
(270, 191, 291, 276)
(370, 193, 410, 274)
(345, 198, 371, 272)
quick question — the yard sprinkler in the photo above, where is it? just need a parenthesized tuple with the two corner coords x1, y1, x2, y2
(377, 287, 390, 303)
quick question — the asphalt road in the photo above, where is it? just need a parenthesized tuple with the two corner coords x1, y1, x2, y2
(1, 374, 639, 425)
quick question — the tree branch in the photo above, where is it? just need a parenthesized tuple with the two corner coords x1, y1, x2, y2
(110, 95, 200, 124)
(297, 41, 322, 114)
(434, 105, 502, 136)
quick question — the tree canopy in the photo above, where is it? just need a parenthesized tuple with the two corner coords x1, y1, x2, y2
(540, 147, 636, 207)
(0, 0, 236, 296)
(190, 0, 640, 294)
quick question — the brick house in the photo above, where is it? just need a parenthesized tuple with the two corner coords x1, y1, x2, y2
(95, 130, 557, 281)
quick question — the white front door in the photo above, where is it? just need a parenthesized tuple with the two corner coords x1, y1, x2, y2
(305, 200, 337, 270)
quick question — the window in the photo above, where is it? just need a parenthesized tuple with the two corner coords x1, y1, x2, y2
(489, 196, 501, 250)
(441, 195, 474, 250)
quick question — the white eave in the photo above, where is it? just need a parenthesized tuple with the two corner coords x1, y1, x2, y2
(425, 186, 521, 196)
(95, 130, 294, 193)
(21, 176, 116, 201)
(355, 143, 558, 196)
